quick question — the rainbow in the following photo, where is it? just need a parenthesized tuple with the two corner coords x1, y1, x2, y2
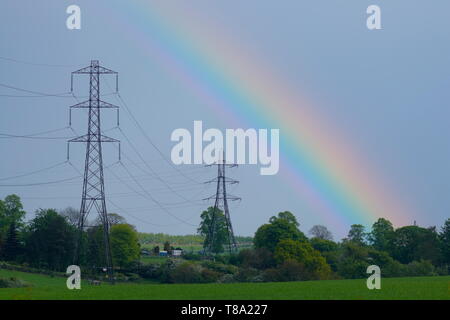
(105, 2, 413, 233)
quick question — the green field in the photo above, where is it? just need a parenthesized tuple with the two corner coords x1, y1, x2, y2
(0, 269, 448, 300)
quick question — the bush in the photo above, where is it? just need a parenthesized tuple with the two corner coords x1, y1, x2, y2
(263, 259, 305, 282)
(274, 239, 332, 280)
(233, 267, 262, 282)
(171, 262, 204, 283)
(183, 252, 202, 261)
(201, 261, 238, 275)
(405, 260, 437, 277)
(238, 248, 276, 270)
(0, 277, 30, 288)
(138, 263, 161, 280)
(201, 268, 222, 283)
(217, 273, 235, 283)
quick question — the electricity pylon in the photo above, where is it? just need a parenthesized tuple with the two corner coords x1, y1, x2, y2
(204, 154, 240, 255)
(68, 60, 120, 283)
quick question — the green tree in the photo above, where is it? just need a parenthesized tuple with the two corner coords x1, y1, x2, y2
(310, 237, 338, 253)
(254, 211, 307, 252)
(368, 218, 395, 252)
(2, 222, 22, 261)
(392, 225, 442, 265)
(345, 224, 367, 245)
(86, 226, 105, 268)
(198, 207, 229, 254)
(0, 195, 25, 239)
(110, 224, 140, 269)
(439, 218, 450, 266)
(274, 239, 332, 280)
(163, 241, 171, 252)
(24, 209, 76, 271)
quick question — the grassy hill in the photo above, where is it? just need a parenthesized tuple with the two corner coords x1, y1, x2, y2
(0, 269, 448, 300)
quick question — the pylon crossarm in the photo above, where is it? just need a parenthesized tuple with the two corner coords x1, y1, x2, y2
(70, 100, 119, 109)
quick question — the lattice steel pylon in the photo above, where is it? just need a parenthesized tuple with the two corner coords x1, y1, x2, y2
(68, 60, 120, 283)
(204, 154, 240, 255)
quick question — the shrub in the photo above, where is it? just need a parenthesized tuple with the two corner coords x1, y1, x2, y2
(405, 260, 437, 277)
(138, 263, 161, 279)
(201, 261, 238, 275)
(233, 267, 262, 282)
(0, 277, 30, 288)
(238, 248, 276, 270)
(201, 268, 222, 283)
(274, 239, 332, 280)
(263, 259, 305, 282)
(217, 273, 235, 283)
(171, 262, 204, 283)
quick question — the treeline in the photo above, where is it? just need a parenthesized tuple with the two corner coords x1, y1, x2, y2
(0, 195, 140, 273)
(135, 211, 449, 284)
(241, 212, 450, 281)
(138, 232, 253, 247)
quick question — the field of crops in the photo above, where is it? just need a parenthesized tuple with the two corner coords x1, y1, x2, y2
(0, 269, 448, 300)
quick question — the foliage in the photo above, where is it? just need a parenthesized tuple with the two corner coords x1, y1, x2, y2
(24, 209, 76, 271)
(2, 222, 22, 261)
(197, 207, 229, 253)
(309, 238, 338, 253)
(274, 239, 332, 280)
(263, 259, 306, 282)
(237, 248, 276, 270)
(0, 276, 30, 288)
(392, 226, 442, 265)
(309, 225, 333, 241)
(110, 224, 140, 269)
(439, 218, 450, 266)
(254, 211, 307, 252)
(344, 224, 367, 245)
(368, 218, 395, 252)
(0, 195, 26, 240)
(171, 261, 204, 283)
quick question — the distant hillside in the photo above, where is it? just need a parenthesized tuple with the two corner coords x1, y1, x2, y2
(137, 232, 253, 247)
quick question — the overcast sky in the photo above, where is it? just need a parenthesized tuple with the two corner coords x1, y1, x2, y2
(0, 1, 449, 240)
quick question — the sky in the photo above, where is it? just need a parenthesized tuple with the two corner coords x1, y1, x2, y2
(0, 0, 449, 240)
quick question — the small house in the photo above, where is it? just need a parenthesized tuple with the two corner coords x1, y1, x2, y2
(159, 251, 168, 257)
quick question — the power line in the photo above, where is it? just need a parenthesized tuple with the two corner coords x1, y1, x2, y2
(118, 162, 197, 226)
(0, 175, 80, 187)
(0, 83, 72, 97)
(0, 56, 82, 68)
(104, 79, 201, 184)
(0, 160, 68, 181)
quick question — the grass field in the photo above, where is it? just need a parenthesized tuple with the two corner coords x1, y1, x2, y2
(0, 269, 448, 300)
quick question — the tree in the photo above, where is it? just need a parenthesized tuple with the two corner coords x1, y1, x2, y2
(439, 218, 450, 266)
(368, 218, 395, 252)
(345, 224, 367, 245)
(197, 207, 229, 254)
(270, 211, 300, 227)
(2, 222, 21, 261)
(95, 213, 127, 227)
(274, 239, 332, 280)
(254, 211, 307, 252)
(163, 241, 171, 252)
(110, 224, 140, 269)
(0, 195, 25, 238)
(392, 225, 442, 264)
(309, 225, 333, 241)
(86, 226, 105, 268)
(309, 238, 338, 253)
(59, 207, 81, 227)
(24, 209, 76, 271)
